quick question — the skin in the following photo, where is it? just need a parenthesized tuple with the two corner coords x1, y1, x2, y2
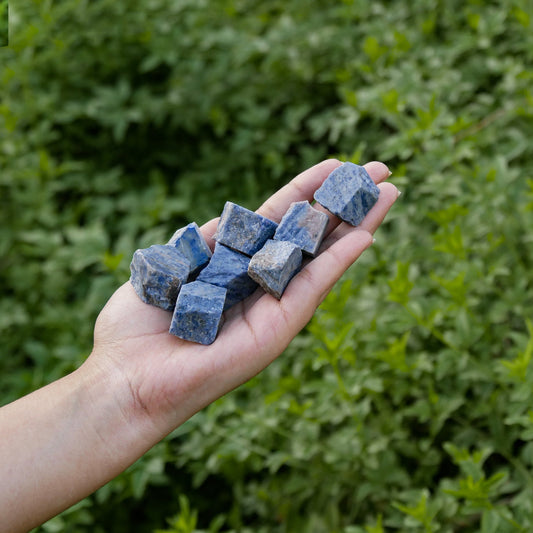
(0, 159, 399, 532)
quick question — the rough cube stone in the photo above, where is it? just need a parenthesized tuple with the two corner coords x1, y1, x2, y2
(214, 201, 278, 256)
(130, 245, 190, 311)
(273, 200, 328, 257)
(167, 222, 212, 277)
(169, 281, 227, 345)
(248, 240, 302, 300)
(196, 242, 258, 310)
(313, 162, 380, 226)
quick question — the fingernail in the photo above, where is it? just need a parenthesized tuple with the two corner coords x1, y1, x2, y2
(388, 170, 393, 177)
(397, 189, 402, 198)
(372, 238, 376, 244)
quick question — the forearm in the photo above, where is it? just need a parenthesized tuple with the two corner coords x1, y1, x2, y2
(0, 358, 154, 533)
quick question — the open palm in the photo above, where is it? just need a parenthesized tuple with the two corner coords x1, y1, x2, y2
(89, 159, 399, 438)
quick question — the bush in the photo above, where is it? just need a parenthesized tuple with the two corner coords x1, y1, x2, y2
(0, 0, 7, 46)
(1, 0, 533, 531)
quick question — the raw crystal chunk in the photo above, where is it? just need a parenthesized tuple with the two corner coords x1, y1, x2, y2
(130, 245, 190, 311)
(167, 222, 212, 278)
(214, 201, 278, 256)
(273, 200, 328, 257)
(196, 242, 258, 310)
(248, 240, 302, 300)
(313, 162, 380, 226)
(169, 281, 227, 345)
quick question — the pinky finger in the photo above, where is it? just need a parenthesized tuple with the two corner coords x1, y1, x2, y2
(237, 228, 374, 359)
(268, 228, 374, 339)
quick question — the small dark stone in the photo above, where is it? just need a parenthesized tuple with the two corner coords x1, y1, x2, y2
(130, 245, 190, 311)
(214, 201, 278, 256)
(248, 240, 302, 300)
(169, 281, 227, 345)
(314, 162, 380, 226)
(274, 201, 329, 257)
(196, 242, 258, 310)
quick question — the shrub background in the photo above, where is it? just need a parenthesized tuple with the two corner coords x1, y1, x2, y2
(0, 0, 7, 46)
(1, 0, 533, 531)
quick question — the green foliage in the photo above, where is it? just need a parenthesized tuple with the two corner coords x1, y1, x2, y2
(1, 0, 533, 531)
(154, 495, 226, 533)
(0, 0, 6, 46)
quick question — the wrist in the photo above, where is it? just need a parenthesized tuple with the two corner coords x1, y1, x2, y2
(78, 350, 162, 467)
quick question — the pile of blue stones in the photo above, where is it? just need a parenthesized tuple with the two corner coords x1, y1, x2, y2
(130, 162, 380, 345)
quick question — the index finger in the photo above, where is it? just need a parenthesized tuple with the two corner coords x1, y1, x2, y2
(257, 159, 391, 222)
(200, 159, 391, 246)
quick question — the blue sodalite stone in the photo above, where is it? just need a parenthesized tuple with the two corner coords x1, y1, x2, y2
(313, 162, 380, 226)
(196, 242, 258, 310)
(169, 281, 227, 345)
(248, 240, 302, 300)
(167, 222, 212, 278)
(214, 201, 278, 256)
(130, 245, 190, 311)
(273, 201, 329, 257)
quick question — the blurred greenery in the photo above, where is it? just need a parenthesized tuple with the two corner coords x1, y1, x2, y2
(1, 0, 533, 531)
(0, 0, 7, 46)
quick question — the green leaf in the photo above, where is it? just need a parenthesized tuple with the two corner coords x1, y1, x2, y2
(387, 261, 414, 305)
(500, 319, 533, 382)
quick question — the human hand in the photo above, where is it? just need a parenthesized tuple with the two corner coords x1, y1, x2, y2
(0, 160, 398, 532)
(87, 159, 399, 441)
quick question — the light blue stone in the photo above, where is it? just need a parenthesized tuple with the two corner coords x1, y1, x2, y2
(248, 240, 302, 300)
(196, 242, 258, 310)
(167, 222, 212, 278)
(214, 201, 278, 256)
(313, 162, 380, 226)
(169, 281, 227, 345)
(130, 245, 190, 311)
(274, 201, 328, 257)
